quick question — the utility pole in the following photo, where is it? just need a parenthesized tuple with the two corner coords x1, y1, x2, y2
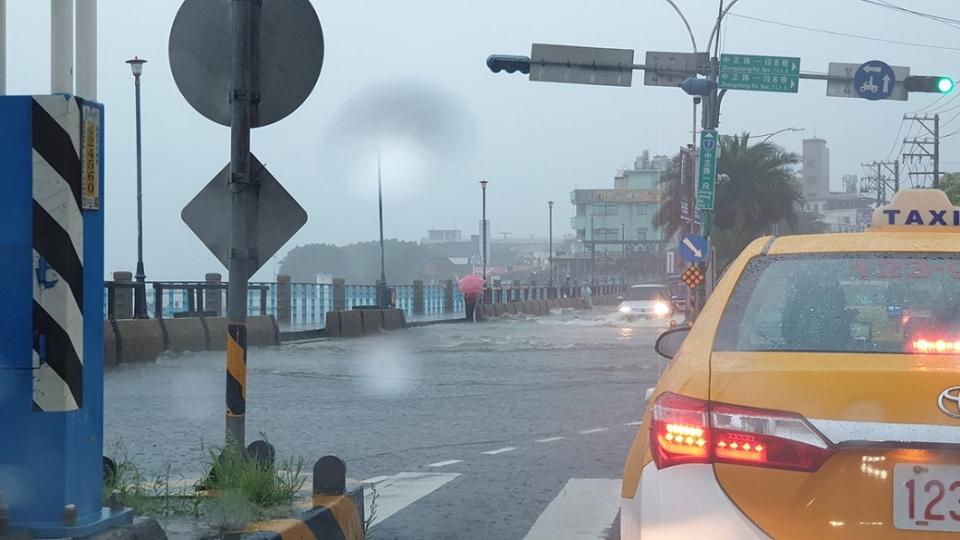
(860, 161, 899, 206)
(903, 113, 941, 188)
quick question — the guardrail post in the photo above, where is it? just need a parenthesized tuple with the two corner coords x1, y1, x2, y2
(276, 275, 292, 325)
(443, 279, 454, 313)
(112, 271, 134, 319)
(412, 280, 425, 315)
(205, 272, 222, 315)
(332, 278, 346, 311)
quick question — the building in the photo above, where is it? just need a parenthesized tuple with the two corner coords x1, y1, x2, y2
(801, 138, 830, 199)
(421, 229, 462, 243)
(565, 151, 669, 281)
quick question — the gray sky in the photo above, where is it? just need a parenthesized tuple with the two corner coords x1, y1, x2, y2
(7, 0, 960, 280)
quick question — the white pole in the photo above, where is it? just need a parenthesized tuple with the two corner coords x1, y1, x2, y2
(75, 0, 95, 99)
(0, 0, 6, 95)
(51, 0, 74, 94)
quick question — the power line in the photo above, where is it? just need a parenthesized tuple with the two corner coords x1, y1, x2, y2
(859, 0, 960, 30)
(728, 13, 960, 51)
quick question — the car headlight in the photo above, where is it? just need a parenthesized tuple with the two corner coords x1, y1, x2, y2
(619, 305, 632, 314)
(653, 301, 670, 316)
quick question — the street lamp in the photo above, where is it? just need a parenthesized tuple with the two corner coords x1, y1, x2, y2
(480, 180, 488, 281)
(752, 127, 804, 144)
(547, 201, 554, 287)
(126, 56, 148, 319)
(376, 151, 389, 307)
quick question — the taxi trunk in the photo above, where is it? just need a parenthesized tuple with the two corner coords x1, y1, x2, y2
(708, 352, 960, 538)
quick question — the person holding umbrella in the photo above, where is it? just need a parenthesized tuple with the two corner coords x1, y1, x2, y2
(459, 274, 485, 322)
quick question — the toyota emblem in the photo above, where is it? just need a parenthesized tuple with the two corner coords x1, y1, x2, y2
(938, 386, 960, 420)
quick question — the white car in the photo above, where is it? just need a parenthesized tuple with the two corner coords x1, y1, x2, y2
(617, 284, 674, 319)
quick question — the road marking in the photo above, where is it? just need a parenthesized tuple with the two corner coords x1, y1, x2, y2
(362, 475, 392, 484)
(626, 421, 643, 426)
(482, 446, 517, 455)
(427, 459, 463, 468)
(578, 427, 609, 434)
(535, 436, 564, 443)
(362, 472, 460, 527)
(522, 478, 622, 540)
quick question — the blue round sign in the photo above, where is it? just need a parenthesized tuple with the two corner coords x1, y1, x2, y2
(854, 60, 895, 101)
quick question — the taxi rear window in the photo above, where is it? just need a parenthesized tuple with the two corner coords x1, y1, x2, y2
(715, 253, 960, 354)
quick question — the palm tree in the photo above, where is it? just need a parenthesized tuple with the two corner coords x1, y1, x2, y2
(654, 132, 803, 269)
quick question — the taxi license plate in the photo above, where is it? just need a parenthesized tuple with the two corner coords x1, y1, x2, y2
(893, 464, 960, 532)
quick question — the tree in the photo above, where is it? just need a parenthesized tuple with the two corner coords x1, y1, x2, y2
(940, 172, 960, 204)
(655, 133, 804, 269)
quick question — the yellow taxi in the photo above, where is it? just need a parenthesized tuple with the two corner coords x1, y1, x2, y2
(620, 189, 960, 539)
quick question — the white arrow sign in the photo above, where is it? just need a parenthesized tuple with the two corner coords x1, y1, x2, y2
(682, 237, 703, 258)
(882, 74, 891, 93)
(863, 64, 882, 73)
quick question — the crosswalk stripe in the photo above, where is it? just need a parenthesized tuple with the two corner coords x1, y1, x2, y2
(364, 472, 460, 527)
(362, 475, 392, 484)
(427, 459, 463, 468)
(578, 427, 609, 434)
(523, 478, 622, 540)
(482, 446, 516, 455)
(626, 421, 643, 426)
(535, 437, 564, 443)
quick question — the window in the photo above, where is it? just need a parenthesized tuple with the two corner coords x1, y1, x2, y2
(591, 228, 618, 240)
(715, 253, 960, 353)
(626, 286, 669, 301)
(636, 204, 648, 215)
(593, 203, 618, 216)
(637, 228, 647, 241)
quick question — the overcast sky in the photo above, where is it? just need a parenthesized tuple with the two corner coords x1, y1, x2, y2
(6, 0, 960, 280)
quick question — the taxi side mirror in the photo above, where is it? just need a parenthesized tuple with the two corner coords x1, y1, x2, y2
(655, 326, 691, 359)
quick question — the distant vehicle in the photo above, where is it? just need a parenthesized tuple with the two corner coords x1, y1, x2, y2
(621, 189, 960, 539)
(617, 284, 675, 320)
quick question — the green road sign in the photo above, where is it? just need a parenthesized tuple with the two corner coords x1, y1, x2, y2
(719, 53, 800, 93)
(697, 130, 718, 211)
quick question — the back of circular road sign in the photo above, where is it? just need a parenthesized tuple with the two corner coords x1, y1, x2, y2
(169, 0, 324, 127)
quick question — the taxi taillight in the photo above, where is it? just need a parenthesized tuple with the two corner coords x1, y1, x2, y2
(650, 392, 833, 472)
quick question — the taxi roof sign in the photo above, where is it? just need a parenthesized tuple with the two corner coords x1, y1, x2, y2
(869, 189, 960, 230)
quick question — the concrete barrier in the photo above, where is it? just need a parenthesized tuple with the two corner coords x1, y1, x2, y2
(163, 317, 207, 353)
(325, 311, 341, 337)
(362, 309, 384, 334)
(339, 310, 364, 338)
(248, 315, 280, 346)
(506, 302, 518, 314)
(104, 320, 119, 368)
(114, 319, 165, 364)
(204, 316, 228, 351)
(494, 303, 507, 316)
(382, 308, 405, 330)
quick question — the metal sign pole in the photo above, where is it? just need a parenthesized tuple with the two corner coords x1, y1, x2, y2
(225, 0, 258, 448)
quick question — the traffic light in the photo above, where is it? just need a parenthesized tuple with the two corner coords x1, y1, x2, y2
(904, 75, 955, 93)
(486, 55, 531, 75)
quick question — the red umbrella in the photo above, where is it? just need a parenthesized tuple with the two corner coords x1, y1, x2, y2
(459, 274, 485, 296)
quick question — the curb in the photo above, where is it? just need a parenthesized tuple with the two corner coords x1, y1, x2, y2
(240, 485, 364, 540)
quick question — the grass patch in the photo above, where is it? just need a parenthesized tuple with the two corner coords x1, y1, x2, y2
(103, 437, 307, 530)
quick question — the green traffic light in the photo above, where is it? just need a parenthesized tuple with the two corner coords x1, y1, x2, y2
(938, 77, 954, 93)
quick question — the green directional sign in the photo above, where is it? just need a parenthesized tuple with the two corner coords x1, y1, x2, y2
(719, 53, 800, 93)
(697, 130, 718, 211)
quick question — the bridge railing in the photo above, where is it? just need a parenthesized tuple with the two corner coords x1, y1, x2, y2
(103, 275, 627, 328)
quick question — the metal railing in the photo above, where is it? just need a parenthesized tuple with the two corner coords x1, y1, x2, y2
(103, 279, 626, 328)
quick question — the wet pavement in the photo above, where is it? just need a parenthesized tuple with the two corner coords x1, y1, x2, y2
(104, 307, 669, 539)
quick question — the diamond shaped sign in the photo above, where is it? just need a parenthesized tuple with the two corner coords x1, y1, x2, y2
(182, 153, 307, 278)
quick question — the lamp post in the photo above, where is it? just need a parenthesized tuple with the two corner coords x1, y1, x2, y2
(753, 127, 804, 144)
(376, 151, 388, 307)
(126, 56, 147, 319)
(547, 201, 554, 287)
(480, 180, 488, 282)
